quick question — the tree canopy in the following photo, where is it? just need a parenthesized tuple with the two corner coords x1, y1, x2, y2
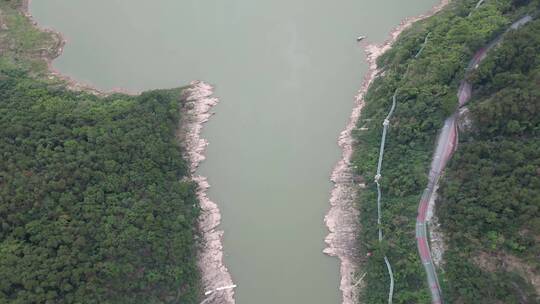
(437, 17, 540, 303)
(0, 1, 202, 302)
(352, 0, 539, 302)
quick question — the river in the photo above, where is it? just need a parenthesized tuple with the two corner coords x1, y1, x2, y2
(30, 1, 438, 303)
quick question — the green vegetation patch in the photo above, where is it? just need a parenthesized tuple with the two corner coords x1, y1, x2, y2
(0, 1, 202, 302)
(352, 0, 539, 303)
(438, 17, 540, 303)
(0, 70, 201, 303)
(0, 0, 60, 75)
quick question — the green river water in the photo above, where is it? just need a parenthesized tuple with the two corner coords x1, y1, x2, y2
(31, 1, 438, 303)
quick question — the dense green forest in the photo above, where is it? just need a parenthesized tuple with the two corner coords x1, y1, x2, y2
(0, 1, 201, 303)
(351, 0, 539, 303)
(437, 17, 540, 303)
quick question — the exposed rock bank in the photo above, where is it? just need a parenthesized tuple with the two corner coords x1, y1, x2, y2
(179, 81, 235, 304)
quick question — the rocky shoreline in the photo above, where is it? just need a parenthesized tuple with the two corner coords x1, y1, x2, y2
(179, 82, 235, 304)
(323, 1, 450, 303)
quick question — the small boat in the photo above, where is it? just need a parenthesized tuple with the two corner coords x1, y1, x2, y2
(357, 36, 366, 42)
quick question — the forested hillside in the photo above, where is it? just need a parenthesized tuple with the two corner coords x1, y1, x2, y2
(351, 0, 539, 303)
(0, 1, 201, 303)
(437, 17, 540, 303)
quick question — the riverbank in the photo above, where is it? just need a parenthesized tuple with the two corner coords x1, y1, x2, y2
(324, 1, 449, 303)
(178, 82, 236, 304)
(13, 2, 233, 302)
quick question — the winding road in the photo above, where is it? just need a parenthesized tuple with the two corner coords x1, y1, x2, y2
(415, 14, 533, 304)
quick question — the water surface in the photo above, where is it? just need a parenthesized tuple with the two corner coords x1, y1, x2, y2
(31, 1, 438, 303)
